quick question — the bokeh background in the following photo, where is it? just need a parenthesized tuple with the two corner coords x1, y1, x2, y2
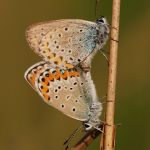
(0, 0, 150, 150)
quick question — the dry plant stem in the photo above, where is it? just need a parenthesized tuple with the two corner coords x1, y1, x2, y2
(72, 125, 103, 150)
(101, 0, 121, 150)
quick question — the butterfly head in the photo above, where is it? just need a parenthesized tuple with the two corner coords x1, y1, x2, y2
(96, 16, 108, 25)
(96, 16, 109, 33)
(95, 16, 110, 48)
(83, 123, 93, 131)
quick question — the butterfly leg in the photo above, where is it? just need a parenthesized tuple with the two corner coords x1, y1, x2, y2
(99, 49, 109, 66)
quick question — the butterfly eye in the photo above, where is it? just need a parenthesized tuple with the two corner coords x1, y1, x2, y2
(84, 124, 89, 128)
(98, 19, 104, 23)
(96, 16, 106, 24)
(84, 123, 92, 130)
(96, 18, 104, 23)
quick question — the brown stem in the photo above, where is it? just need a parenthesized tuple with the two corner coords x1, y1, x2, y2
(72, 124, 103, 150)
(101, 0, 121, 150)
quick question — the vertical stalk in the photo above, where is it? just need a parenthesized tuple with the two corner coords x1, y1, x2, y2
(102, 0, 121, 150)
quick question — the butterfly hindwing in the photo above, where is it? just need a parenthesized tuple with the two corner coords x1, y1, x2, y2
(24, 61, 91, 121)
(24, 61, 47, 89)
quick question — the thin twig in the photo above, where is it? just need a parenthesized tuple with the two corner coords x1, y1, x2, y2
(72, 124, 103, 150)
(101, 0, 121, 150)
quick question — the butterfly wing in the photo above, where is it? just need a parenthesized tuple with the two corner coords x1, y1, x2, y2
(26, 19, 99, 69)
(24, 61, 91, 121)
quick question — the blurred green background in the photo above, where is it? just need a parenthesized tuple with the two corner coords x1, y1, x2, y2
(0, 0, 150, 149)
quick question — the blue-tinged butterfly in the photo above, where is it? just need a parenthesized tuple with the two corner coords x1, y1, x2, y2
(26, 16, 109, 69)
(24, 61, 102, 131)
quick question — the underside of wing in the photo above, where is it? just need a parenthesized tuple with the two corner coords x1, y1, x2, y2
(24, 61, 47, 89)
(26, 19, 98, 69)
(24, 61, 90, 121)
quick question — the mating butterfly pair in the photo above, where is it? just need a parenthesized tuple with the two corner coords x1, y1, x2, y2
(24, 16, 109, 131)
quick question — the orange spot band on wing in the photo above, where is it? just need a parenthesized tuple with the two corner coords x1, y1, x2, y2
(43, 93, 50, 101)
(46, 74, 55, 81)
(40, 85, 49, 93)
(42, 78, 49, 86)
(69, 71, 79, 77)
(60, 71, 68, 79)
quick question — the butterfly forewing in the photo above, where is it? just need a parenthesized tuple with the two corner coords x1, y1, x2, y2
(24, 62, 90, 121)
(26, 19, 98, 69)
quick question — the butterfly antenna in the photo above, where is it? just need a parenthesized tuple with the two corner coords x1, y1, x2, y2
(99, 49, 109, 62)
(100, 95, 107, 100)
(95, 0, 100, 18)
(64, 125, 83, 150)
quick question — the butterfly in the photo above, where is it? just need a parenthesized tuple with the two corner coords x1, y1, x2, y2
(24, 61, 102, 131)
(26, 16, 109, 70)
